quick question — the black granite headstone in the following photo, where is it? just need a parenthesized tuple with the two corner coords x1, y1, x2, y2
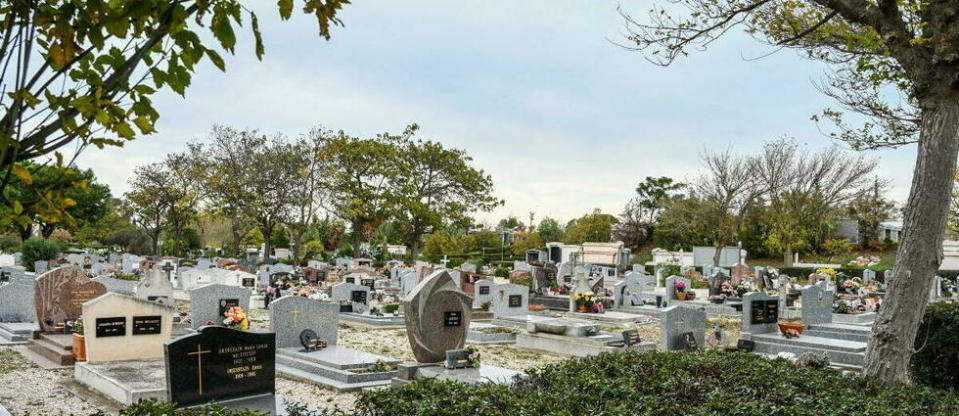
(164, 326, 276, 408)
(351, 290, 367, 304)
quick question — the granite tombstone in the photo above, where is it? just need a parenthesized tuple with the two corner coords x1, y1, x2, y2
(34, 267, 107, 332)
(164, 326, 275, 408)
(269, 296, 338, 349)
(404, 270, 472, 363)
(188, 284, 251, 329)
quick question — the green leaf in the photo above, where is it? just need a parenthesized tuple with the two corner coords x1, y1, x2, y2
(278, 0, 294, 19)
(206, 49, 226, 71)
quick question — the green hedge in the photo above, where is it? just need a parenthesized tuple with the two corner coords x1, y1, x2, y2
(912, 301, 959, 391)
(111, 401, 330, 415)
(353, 350, 959, 415)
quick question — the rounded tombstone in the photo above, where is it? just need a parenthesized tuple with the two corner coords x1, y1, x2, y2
(404, 270, 472, 363)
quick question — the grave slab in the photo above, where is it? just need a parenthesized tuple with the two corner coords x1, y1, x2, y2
(74, 359, 166, 405)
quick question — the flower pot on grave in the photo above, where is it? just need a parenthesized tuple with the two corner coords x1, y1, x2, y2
(686, 293, 697, 301)
(578, 305, 589, 313)
(72, 333, 87, 362)
(676, 292, 687, 301)
(778, 322, 806, 337)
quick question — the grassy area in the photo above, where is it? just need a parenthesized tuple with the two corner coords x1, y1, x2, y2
(0, 347, 34, 376)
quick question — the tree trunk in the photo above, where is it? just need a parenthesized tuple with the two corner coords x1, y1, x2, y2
(261, 221, 273, 266)
(863, 98, 959, 385)
(17, 224, 32, 241)
(230, 220, 242, 257)
(712, 244, 722, 269)
(784, 247, 793, 268)
(351, 219, 364, 257)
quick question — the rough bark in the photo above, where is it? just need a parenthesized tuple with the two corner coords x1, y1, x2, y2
(784, 247, 794, 268)
(863, 97, 959, 383)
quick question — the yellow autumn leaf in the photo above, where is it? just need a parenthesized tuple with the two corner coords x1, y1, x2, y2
(12, 165, 32, 184)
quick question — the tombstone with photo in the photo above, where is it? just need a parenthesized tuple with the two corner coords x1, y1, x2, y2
(188, 284, 252, 329)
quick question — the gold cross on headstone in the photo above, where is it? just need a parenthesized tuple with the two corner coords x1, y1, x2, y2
(188, 344, 212, 395)
(290, 308, 302, 326)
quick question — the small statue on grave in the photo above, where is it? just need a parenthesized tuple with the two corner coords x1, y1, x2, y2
(445, 346, 481, 369)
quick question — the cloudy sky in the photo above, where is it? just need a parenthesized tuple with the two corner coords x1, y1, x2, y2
(75, 0, 916, 225)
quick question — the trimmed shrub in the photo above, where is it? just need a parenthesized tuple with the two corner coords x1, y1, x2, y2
(354, 350, 959, 415)
(494, 267, 509, 278)
(912, 301, 959, 391)
(21, 237, 63, 272)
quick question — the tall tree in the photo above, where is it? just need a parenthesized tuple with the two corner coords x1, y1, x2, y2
(849, 177, 896, 244)
(620, 0, 959, 383)
(125, 163, 172, 254)
(194, 126, 260, 257)
(695, 149, 764, 266)
(635, 176, 686, 223)
(564, 209, 618, 245)
(390, 128, 500, 262)
(319, 132, 397, 256)
(537, 217, 565, 243)
(281, 128, 330, 264)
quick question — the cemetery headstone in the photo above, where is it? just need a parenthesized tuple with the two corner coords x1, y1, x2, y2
(862, 269, 876, 283)
(489, 283, 528, 317)
(330, 283, 370, 308)
(269, 296, 338, 349)
(742, 292, 780, 334)
(92, 276, 137, 295)
(404, 270, 471, 363)
(34, 267, 107, 332)
(34, 260, 49, 274)
(0, 277, 36, 322)
(188, 284, 251, 329)
(660, 305, 706, 351)
(801, 285, 833, 326)
(472, 279, 494, 309)
(82, 293, 174, 362)
(164, 326, 275, 408)
(136, 270, 174, 305)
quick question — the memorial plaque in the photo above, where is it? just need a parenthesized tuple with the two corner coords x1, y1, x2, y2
(361, 278, 375, 289)
(345, 277, 355, 284)
(750, 299, 779, 325)
(218, 298, 240, 317)
(479, 286, 490, 295)
(508, 295, 522, 307)
(133, 315, 163, 335)
(95, 317, 126, 337)
(241, 278, 255, 288)
(350, 290, 367, 304)
(737, 339, 755, 352)
(444, 310, 462, 327)
(165, 326, 275, 408)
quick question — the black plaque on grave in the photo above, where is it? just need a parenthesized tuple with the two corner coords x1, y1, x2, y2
(133, 315, 162, 335)
(350, 290, 368, 304)
(241, 278, 255, 288)
(479, 286, 490, 295)
(737, 339, 755, 352)
(218, 298, 240, 317)
(444, 311, 462, 327)
(345, 277, 355, 284)
(750, 299, 779, 325)
(164, 326, 276, 408)
(361, 279, 375, 289)
(95, 317, 126, 337)
(508, 295, 522, 307)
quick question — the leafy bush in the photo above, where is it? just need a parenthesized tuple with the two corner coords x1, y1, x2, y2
(510, 273, 533, 290)
(0, 233, 21, 252)
(494, 267, 509, 278)
(354, 350, 959, 415)
(911, 302, 959, 391)
(21, 238, 63, 272)
(383, 303, 400, 314)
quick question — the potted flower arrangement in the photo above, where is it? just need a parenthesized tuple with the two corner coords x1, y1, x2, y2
(464, 346, 481, 367)
(223, 306, 249, 330)
(480, 301, 491, 311)
(70, 319, 87, 362)
(734, 282, 751, 298)
(778, 317, 805, 338)
(673, 281, 688, 301)
(573, 292, 598, 313)
(591, 302, 605, 314)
